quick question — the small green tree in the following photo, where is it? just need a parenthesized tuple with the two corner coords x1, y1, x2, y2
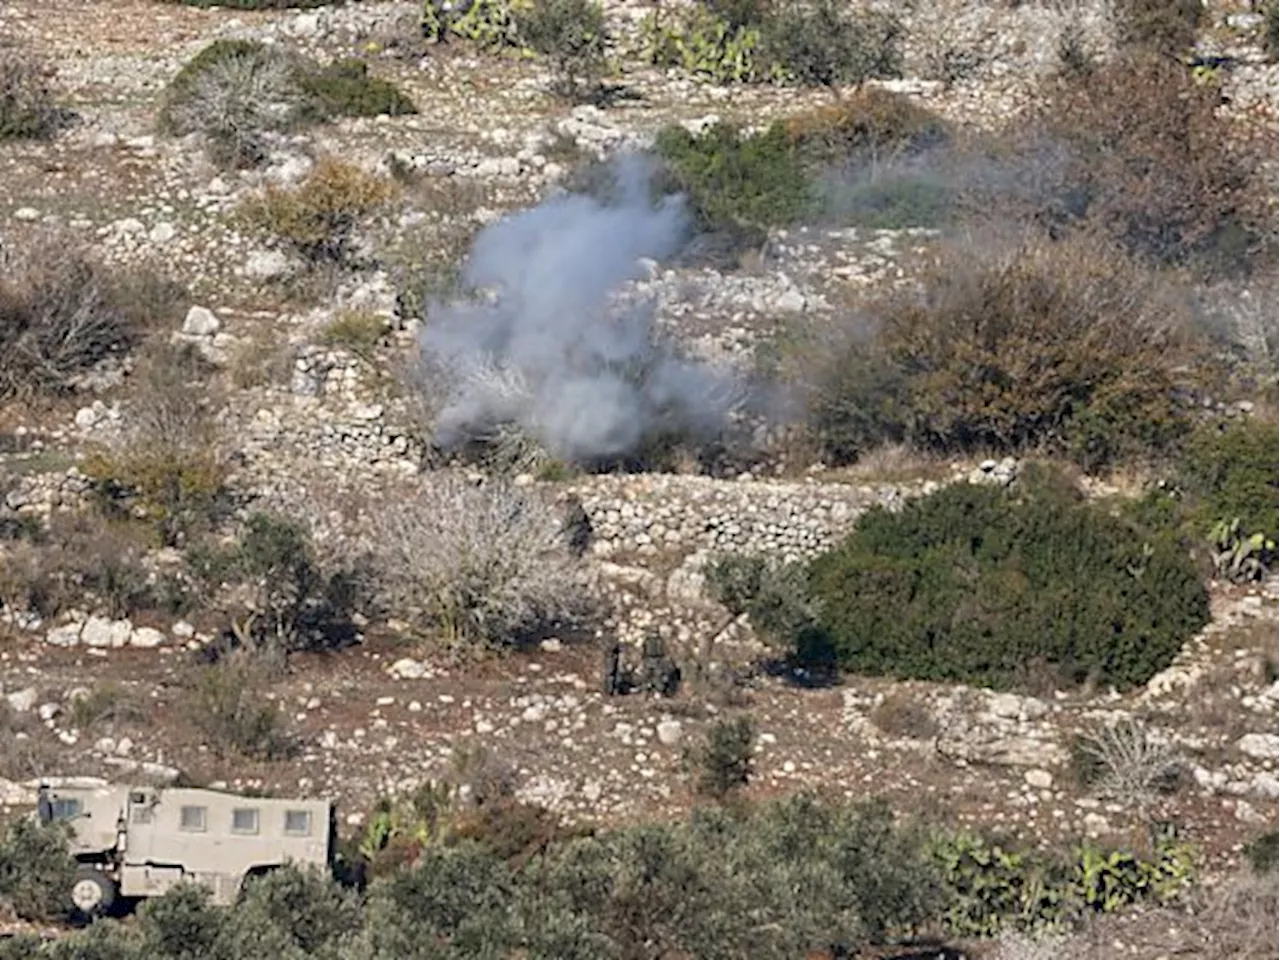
(690, 714, 755, 798)
(763, 1, 902, 94)
(0, 819, 75, 921)
(517, 0, 611, 102)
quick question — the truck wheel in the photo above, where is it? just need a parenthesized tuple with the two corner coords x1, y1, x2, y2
(70, 868, 117, 918)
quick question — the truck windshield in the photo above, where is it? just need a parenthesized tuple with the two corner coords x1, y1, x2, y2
(50, 798, 82, 821)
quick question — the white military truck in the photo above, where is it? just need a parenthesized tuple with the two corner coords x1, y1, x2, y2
(35, 782, 335, 916)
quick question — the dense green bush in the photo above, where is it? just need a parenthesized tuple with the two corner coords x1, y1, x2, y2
(638, 5, 786, 85)
(515, 0, 610, 100)
(0, 819, 74, 921)
(653, 122, 814, 232)
(296, 59, 417, 121)
(0, 46, 67, 140)
(934, 827, 1194, 936)
(761, 0, 902, 92)
(808, 235, 1212, 469)
(807, 469, 1211, 692)
(1178, 419, 1279, 539)
(687, 714, 755, 798)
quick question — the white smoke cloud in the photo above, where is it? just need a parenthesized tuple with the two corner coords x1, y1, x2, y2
(417, 154, 742, 464)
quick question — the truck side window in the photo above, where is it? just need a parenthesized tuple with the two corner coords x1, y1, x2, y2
(283, 810, 311, 836)
(50, 798, 81, 821)
(180, 806, 207, 832)
(231, 808, 259, 835)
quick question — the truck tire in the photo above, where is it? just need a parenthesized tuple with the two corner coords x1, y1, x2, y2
(70, 868, 117, 918)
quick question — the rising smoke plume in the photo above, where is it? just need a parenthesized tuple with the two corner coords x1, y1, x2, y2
(416, 154, 742, 465)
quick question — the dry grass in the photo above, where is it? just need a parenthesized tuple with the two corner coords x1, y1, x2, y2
(869, 689, 939, 740)
(238, 156, 399, 266)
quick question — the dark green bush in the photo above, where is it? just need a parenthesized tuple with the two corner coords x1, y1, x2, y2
(761, 1, 902, 91)
(515, 0, 611, 101)
(807, 468, 1211, 692)
(1178, 418, 1279, 538)
(654, 122, 815, 232)
(688, 714, 755, 798)
(296, 59, 418, 122)
(1244, 830, 1279, 875)
(183, 659, 295, 760)
(0, 46, 67, 140)
(0, 819, 74, 921)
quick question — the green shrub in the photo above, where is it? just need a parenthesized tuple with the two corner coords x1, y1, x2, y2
(235, 866, 361, 954)
(189, 511, 362, 660)
(295, 58, 417, 122)
(0, 819, 74, 921)
(703, 553, 826, 671)
(183, 659, 295, 761)
(163, 0, 345, 7)
(0, 46, 66, 140)
(1178, 419, 1279, 539)
(515, 0, 610, 100)
(423, 0, 530, 48)
(933, 827, 1194, 936)
(810, 235, 1211, 469)
(688, 714, 755, 797)
(638, 5, 786, 85)
(761, 1, 902, 91)
(654, 122, 815, 232)
(1244, 830, 1279, 875)
(807, 469, 1211, 692)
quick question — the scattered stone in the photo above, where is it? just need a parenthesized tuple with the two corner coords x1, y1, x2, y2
(182, 306, 221, 337)
(656, 719, 683, 746)
(1024, 769, 1054, 790)
(1236, 733, 1280, 760)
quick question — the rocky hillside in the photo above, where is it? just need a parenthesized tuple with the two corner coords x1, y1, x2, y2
(0, 0, 1277, 956)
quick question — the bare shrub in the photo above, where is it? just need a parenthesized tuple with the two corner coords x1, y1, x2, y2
(1191, 869, 1279, 960)
(368, 473, 587, 649)
(1031, 53, 1273, 275)
(1074, 718, 1183, 812)
(809, 232, 1215, 471)
(869, 690, 939, 740)
(161, 44, 302, 167)
(0, 44, 66, 140)
(0, 235, 141, 399)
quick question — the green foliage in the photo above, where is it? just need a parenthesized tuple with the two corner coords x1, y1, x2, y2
(688, 714, 755, 798)
(0, 46, 66, 140)
(235, 866, 362, 954)
(654, 122, 814, 232)
(638, 6, 787, 85)
(1179, 419, 1279, 540)
(163, 0, 345, 7)
(515, 0, 610, 99)
(807, 469, 1211, 692)
(761, 0, 902, 90)
(1209, 518, 1277, 583)
(703, 553, 829, 670)
(296, 58, 418, 121)
(318, 309, 387, 359)
(184, 659, 294, 761)
(189, 511, 362, 659)
(422, 0, 532, 49)
(1244, 830, 1279, 875)
(1264, 0, 1279, 62)
(0, 819, 74, 921)
(933, 829, 1194, 936)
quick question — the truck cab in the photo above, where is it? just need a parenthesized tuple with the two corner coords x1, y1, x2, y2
(37, 783, 334, 915)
